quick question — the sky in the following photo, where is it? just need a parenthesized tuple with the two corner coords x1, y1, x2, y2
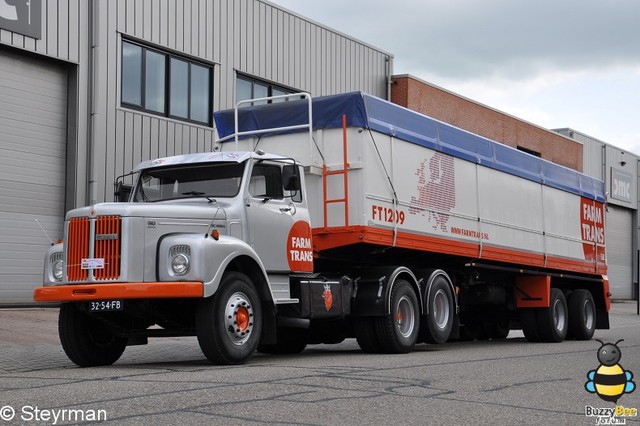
(269, 0, 640, 155)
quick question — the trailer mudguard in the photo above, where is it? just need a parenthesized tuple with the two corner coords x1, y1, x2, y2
(350, 266, 421, 316)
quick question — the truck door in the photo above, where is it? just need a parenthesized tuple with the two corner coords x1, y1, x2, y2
(246, 161, 312, 273)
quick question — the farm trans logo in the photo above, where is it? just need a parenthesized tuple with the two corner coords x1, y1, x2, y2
(286, 221, 313, 272)
(409, 152, 455, 231)
(580, 197, 606, 264)
(584, 339, 637, 425)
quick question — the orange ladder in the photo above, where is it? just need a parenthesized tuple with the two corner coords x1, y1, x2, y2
(322, 114, 349, 228)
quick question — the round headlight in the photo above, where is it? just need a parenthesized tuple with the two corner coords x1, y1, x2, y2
(171, 253, 190, 275)
(52, 259, 64, 281)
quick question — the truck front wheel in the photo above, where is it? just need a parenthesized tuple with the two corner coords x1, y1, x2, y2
(353, 317, 382, 353)
(58, 303, 127, 367)
(196, 272, 262, 365)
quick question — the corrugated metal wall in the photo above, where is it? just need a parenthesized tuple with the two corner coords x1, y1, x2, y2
(0, 0, 390, 303)
(1, 0, 391, 205)
(88, 0, 391, 204)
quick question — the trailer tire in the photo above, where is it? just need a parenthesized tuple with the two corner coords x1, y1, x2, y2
(521, 309, 542, 342)
(58, 303, 126, 367)
(567, 289, 596, 340)
(421, 276, 454, 344)
(196, 272, 262, 365)
(375, 280, 420, 353)
(536, 288, 568, 343)
(257, 328, 307, 354)
(353, 318, 382, 353)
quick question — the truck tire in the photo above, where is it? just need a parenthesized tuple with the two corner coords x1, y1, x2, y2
(58, 303, 126, 367)
(375, 280, 420, 353)
(196, 272, 262, 365)
(421, 276, 454, 344)
(521, 309, 542, 342)
(567, 289, 596, 340)
(536, 288, 568, 343)
(257, 328, 307, 354)
(353, 318, 382, 353)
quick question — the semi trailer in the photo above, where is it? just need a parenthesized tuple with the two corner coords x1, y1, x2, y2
(34, 92, 609, 366)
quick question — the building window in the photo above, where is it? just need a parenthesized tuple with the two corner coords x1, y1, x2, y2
(121, 40, 213, 126)
(236, 75, 300, 106)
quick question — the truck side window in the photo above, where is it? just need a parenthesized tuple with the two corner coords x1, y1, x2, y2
(249, 164, 284, 199)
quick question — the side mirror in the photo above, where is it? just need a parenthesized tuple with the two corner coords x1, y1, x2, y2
(282, 165, 301, 191)
(114, 181, 132, 202)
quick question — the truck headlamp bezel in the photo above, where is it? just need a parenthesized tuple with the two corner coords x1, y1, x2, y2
(49, 251, 64, 282)
(170, 253, 190, 276)
(52, 259, 64, 281)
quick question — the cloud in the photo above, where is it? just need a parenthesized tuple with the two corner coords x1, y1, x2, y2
(272, 0, 640, 81)
(270, 0, 640, 153)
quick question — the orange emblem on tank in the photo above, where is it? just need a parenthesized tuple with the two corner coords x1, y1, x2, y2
(322, 284, 333, 311)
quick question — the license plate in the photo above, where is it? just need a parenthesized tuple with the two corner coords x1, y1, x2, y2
(88, 300, 123, 312)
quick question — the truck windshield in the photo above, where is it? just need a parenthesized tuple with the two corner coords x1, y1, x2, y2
(132, 162, 244, 202)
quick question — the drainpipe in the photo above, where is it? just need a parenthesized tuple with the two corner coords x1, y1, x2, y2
(85, 0, 96, 206)
(385, 56, 393, 101)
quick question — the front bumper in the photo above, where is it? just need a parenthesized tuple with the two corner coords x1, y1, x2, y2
(33, 282, 204, 302)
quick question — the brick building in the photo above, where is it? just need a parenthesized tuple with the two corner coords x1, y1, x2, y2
(391, 74, 583, 171)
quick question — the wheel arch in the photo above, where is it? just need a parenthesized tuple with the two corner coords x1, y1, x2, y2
(224, 255, 272, 304)
(384, 267, 422, 315)
(350, 266, 421, 316)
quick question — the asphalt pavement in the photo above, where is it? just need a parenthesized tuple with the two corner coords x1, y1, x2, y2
(0, 302, 639, 425)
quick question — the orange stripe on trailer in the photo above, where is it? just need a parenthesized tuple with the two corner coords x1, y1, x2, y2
(33, 282, 204, 302)
(312, 226, 607, 277)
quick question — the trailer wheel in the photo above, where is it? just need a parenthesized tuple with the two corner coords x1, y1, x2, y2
(196, 272, 262, 365)
(536, 288, 568, 343)
(58, 303, 126, 367)
(421, 275, 454, 344)
(375, 280, 420, 353)
(567, 289, 596, 340)
(257, 328, 307, 354)
(521, 309, 542, 342)
(353, 318, 382, 353)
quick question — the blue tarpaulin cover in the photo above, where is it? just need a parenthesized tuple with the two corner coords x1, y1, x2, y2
(213, 91, 605, 202)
